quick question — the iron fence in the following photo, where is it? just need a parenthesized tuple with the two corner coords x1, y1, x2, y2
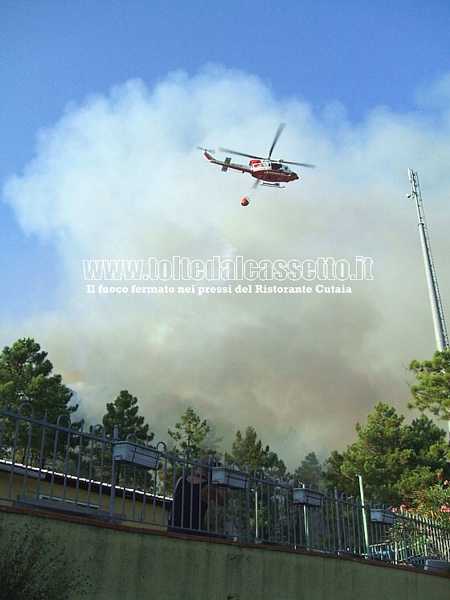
(1, 403, 449, 571)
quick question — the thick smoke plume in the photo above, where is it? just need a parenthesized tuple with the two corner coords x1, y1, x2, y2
(3, 66, 450, 466)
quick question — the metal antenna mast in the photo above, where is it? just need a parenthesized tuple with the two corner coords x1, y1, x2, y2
(407, 168, 449, 350)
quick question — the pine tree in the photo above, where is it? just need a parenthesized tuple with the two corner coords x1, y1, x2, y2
(225, 426, 286, 477)
(102, 390, 154, 443)
(0, 338, 76, 419)
(409, 349, 450, 422)
(323, 402, 449, 506)
(293, 451, 324, 489)
(0, 338, 78, 463)
(167, 406, 217, 459)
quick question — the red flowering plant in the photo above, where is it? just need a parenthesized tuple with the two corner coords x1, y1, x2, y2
(410, 475, 450, 533)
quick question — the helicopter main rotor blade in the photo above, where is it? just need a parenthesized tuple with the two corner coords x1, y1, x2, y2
(279, 160, 316, 168)
(218, 148, 266, 160)
(268, 123, 286, 160)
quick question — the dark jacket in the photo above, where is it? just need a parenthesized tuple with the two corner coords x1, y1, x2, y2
(169, 475, 209, 533)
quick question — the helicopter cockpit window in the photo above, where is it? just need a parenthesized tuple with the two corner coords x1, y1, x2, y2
(272, 162, 282, 170)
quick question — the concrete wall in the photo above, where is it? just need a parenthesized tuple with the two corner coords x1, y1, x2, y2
(0, 506, 449, 600)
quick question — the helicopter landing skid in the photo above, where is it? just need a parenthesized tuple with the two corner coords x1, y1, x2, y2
(260, 182, 285, 188)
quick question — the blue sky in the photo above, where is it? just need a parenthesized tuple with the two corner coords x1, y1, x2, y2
(2, 0, 448, 315)
(2, 1, 449, 178)
(1, 1, 450, 461)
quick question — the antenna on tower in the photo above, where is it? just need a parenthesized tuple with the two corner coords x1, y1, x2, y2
(407, 169, 449, 350)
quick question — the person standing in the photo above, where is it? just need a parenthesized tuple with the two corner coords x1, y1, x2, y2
(169, 455, 224, 535)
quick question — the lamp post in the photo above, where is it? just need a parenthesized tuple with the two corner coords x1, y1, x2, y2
(358, 474, 370, 558)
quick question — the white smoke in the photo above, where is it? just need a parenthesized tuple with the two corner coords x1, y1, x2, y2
(2, 66, 450, 467)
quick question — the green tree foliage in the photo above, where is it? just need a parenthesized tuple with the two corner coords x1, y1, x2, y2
(293, 451, 324, 489)
(0, 338, 78, 463)
(322, 450, 344, 490)
(102, 390, 154, 443)
(0, 338, 76, 418)
(323, 402, 449, 506)
(100, 391, 154, 488)
(167, 406, 217, 459)
(225, 426, 286, 477)
(224, 427, 286, 541)
(409, 349, 450, 422)
(405, 413, 450, 469)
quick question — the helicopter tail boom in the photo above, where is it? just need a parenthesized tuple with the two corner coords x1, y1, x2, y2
(202, 150, 251, 174)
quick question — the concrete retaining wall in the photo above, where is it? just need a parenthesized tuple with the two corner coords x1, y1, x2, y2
(0, 506, 448, 600)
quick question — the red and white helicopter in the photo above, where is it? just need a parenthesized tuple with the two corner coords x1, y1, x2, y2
(199, 123, 315, 206)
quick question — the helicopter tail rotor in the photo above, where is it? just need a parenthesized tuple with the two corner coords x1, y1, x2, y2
(197, 145, 216, 153)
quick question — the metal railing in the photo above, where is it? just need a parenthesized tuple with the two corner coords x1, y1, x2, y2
(1, 404, 449, 570)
